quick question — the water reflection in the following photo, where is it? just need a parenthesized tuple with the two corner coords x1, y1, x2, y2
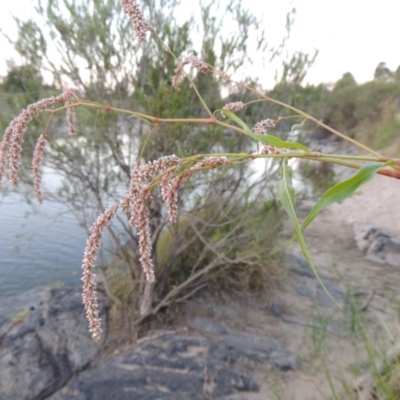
(0, 190, 87, 297)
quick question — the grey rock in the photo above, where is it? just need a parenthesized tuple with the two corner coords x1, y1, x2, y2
(269, 350, 299, 371)
(364, 254, 386, 264)
(0, 287, 107, 400)
(354, 221, 376, 251)
(357, 239, 371, 253)
(219, 395, 266, 400)
(191, 317, 297, 370)
(354, 221, 400, 267)
(385, 252, 400, 268)
(0, 275, 308, 400)
(270, 301, 283, 317)
(0, 286, 49, 338)
(316, 281, 345, 308)
(286, 253, 316, 278)
(316, 292, 336, 308)
(224, 331, 285, 362)
(50, 334, 261, 400)
(321, 280, 345, 301)
(282, 316, 344, 335)
(386, 238, 400, 254)
(366, 237, 387, 256)
(1, 290, 297, 400)
(226, 332, 296, 371)
(296, 283, 314, 298)
(192, 317, 232, 335)
(213, 303, 241, 320)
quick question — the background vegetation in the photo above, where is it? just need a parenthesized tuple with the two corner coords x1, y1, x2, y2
(1, 0, 400, 330)
(1, 1, 400, 398)
(0, 0, 296, 333)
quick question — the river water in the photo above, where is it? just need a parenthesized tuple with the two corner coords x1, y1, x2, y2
(0, 145, 307, 298)
(0, 190, 87, 298)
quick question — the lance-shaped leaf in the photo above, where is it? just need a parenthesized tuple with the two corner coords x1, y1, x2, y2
(278, 160, 340, 307)
(299, 161, 393, 233)
(250, 133, 310, 152)
(218, 109, 253, 134)
(219, 109, 310, 152)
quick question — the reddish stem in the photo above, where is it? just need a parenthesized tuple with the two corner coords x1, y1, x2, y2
(378, 168, 400, 179)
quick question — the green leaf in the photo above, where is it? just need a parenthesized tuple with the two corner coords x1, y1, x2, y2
(299, 162, 393, 233)
(219, 109, 309, 152)
(278, 160, 340, 307)
(250, 133, 310, 152)
(219, 109, 253, 134)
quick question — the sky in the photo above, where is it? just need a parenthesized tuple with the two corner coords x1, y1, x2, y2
(1, 0, 400, 88)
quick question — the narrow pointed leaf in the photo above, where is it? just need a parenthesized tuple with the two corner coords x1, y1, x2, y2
(300, 162, 393, 233)
(278, 160, 340, 307)
(250, 133, 310, 152)
(219, 109, 309, 152)
(219, 109, 253, 134)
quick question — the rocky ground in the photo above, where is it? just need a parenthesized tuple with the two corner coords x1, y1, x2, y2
(1, 141, 400, 399)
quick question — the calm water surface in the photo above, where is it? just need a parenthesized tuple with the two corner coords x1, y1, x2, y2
(0, 191, 88, 298)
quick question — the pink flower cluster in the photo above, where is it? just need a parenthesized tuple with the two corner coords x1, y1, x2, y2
(82, 204, 120, 341)
(121, 155, 182, 281)
(0, 87, 75, 190)
(162, 156, 230, 223)
(65, 87, 76, 137)
(220, 101, 246, 118)
(259, 144, 293, 155)
(81, 155, 230, 340)
(223, 101, 245, 112)
(120, 0, 149, 43)
(250, 118, 289, 155)
(173, 55, 209, 91)
(32, 134, 47, 203)
(251, 118, 275, 134)
(181, 55, 209, 74)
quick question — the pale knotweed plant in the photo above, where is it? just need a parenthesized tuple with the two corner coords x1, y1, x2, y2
(120, 0, 150, 43)
(82, 204, 120, 341)
(120, 155, 182, 281)
(121, 155, 182, 217)
(173, 55, 209, 91)
(221, 101, 246, 117)
(252, 118, 275, 134)
(4, 0, 395, 345)
(182, 55, 209, 73)
(260, 144, 296, 155)
(65, 91, 76, 137)
(251, 118, 289, 155)
(132, 188, 155, 282)
(80, 155, 230, 339)
(0, 87, 74, 188)
(162, 156, 230, 223)
(32, 133, 47, 203)
(0, 121, 15, 188)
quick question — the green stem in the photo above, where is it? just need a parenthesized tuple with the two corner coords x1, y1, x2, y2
(305, 152, 395, 163)
(265, 97, 383, 158)
(149, 28, 213, 118)
(210, 66, 383, 158)
(137, 124, 160, 162)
